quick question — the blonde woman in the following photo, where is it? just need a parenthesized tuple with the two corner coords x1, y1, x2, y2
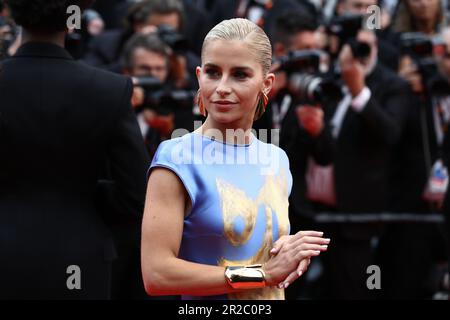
(141, 18, 329, 300)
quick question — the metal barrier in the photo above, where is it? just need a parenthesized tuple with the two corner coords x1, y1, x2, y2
(313, 212, 446, 223)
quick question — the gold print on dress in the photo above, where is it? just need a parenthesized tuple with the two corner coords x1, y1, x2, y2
(216, 171, 290, 300)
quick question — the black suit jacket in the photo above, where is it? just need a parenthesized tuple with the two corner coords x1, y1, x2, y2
(0, 42, 150, 299)
(388, 92, 439, 213)
(326, 64, 409, 213)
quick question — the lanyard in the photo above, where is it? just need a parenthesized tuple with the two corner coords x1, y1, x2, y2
(272, 95, 291, 130)
(330, 89, 352, 138)
(432, 97, 450, 146)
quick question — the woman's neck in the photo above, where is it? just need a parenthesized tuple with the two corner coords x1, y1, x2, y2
(197, 117, 254, 145)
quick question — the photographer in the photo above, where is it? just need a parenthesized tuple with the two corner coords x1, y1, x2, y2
(84, 0, 199, 90)
(123, 33, 195, 158)
(377, 29, 450, 299)
(334, 0, 401, 70)
(313, 24, 410, 298)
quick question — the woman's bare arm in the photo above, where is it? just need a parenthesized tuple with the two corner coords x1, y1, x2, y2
(141, 167, 240, 296)
(141, 167, 329, 296)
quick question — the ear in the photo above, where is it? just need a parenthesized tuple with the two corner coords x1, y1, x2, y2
(263, 72, 275, 96)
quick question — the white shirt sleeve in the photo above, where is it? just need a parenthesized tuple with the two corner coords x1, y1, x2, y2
(350, 86, 372, 112)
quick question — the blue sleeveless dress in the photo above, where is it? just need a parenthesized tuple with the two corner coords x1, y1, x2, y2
(149, 132, 293, 300)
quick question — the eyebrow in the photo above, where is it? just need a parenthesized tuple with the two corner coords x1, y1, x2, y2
(203, 63, 254, 72)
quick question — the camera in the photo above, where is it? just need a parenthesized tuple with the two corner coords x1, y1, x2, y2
(400, 32, 450, 96)
(133, 76, 196, 115)
(326, 14, 371, 60)
(274, 50, 342, 105)
(157, 24, 189, 55)
(400, 32, 446, 59)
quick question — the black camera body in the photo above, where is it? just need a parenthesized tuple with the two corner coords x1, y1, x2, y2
(274, 50, 342, 105)
(326, 14, 371, 60)
(133, 76, 195, 115)
(400, 32, 450, 97)
(157, 24, 189, 55)
(276, 50, 321, 75)
(400, 32, 446, 59)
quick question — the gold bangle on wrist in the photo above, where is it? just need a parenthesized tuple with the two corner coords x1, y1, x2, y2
(224, 264, 266, 289)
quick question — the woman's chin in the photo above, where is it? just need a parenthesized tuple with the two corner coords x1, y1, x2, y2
(209, 113, 237, 124)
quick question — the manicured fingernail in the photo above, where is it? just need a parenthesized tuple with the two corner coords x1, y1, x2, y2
(270, 248, 276, 253)
(321, 245, 328, 249)
(278, 283, 284, 289)
(284, 282, 289, 289)
(314, 250, 321, 254)
(298, 270, 303, 277)
(324, 238, 331, 243)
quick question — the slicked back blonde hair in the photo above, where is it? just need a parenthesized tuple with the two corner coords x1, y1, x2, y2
(201, 18, 272, 76)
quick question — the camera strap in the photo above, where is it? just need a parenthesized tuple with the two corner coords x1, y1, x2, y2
(330, 91, 352, 138)
(431, 96, 450, 147)
(271, 95, 291, 147)
(271, 95, 291, 130)
(422, 97, 450, 204)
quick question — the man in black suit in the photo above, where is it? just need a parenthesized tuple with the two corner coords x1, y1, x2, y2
(315, 29, 410, 299)
(376, 28, 450, 299)
(0, 0, 150, 299)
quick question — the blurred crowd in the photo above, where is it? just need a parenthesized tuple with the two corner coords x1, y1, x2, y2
(2, 0, 450, 300)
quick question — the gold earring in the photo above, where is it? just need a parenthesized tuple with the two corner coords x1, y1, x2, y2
(196, 89, 207, 117)
(254, 91, 269, 121)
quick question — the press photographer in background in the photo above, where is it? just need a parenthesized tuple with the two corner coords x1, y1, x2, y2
(122, 33, 196, 158)
(377, 29, 450, 299)
(304, 13, 410, 298)
(252, 9, 334, 299)
(83, 0, 199, 89)
(333, 0, 401, 70)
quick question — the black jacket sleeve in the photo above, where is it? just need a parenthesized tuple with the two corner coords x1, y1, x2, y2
(105, 78, 151, 220)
